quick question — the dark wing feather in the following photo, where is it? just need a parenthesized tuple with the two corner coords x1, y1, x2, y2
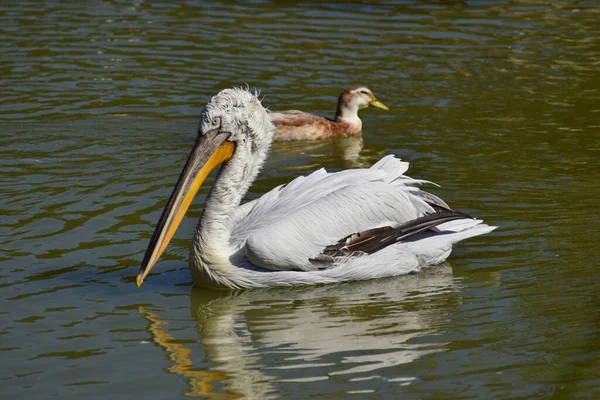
(310, 210, 472, 266)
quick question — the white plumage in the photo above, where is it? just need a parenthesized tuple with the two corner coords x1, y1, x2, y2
(137, 88, 496, 289)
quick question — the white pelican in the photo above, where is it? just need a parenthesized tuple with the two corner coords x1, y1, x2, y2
(136, 88, 495, 289)
(270, 85, 389, 141)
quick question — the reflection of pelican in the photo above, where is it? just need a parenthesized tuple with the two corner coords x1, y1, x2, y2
(138, 306, 233, 399)
(136, 88, 495, 288)
(140, 265, 457, 397)
(270, 86, 389, 141)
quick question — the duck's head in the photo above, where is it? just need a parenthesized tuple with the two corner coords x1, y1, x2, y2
(336, 86, 389, 119)
(136, 88, 273, 287)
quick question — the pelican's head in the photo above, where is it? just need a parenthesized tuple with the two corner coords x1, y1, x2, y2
(337, 86, 389, 119)
(199, 88, 274, 147)
(136, 88, 273, 287)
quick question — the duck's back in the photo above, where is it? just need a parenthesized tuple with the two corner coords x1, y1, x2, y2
(270, 110, 360, 141)
(269, 110, 334, 140)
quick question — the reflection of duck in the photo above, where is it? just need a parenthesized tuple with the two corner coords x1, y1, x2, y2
(136, 88, 495, 289)
(140, 265, 457, 398)
(270, 86, 389, 141)
(269, 134, 367, 171)
(333, 134, 368, 168)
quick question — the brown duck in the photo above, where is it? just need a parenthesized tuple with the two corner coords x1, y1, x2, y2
(269, 86, 389, 141)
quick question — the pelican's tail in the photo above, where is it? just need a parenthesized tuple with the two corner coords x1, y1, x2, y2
(433, 218, 497, 244)
(311, 211, 493, 265)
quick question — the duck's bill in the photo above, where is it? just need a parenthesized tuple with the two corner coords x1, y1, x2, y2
(369, 98, 389, 111)
(136, 129, 234, 287)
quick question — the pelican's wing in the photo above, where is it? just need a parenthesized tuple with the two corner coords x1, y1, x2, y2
(231, 156, 454, 271)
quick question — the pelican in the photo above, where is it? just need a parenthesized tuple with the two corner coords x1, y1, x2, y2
(136, 88, 495, 289)
(270, 85, 389, 141)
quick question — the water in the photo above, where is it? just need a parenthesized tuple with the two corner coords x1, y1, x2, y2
(1, 1, 599, 398)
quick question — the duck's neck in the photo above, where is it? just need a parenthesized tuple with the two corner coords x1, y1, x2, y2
(335, 99, 362, 128)
(191, 142, 269, 268)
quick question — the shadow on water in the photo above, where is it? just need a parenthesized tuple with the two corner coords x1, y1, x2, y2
(139, 263, 457, 398)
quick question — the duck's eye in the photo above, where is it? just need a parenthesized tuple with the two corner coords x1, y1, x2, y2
(360, 90, 369, 95)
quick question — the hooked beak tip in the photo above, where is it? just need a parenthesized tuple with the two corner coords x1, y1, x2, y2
(136, 274, 144, 288)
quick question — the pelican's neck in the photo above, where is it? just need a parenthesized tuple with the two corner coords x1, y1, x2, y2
(191, 141, 270, 267)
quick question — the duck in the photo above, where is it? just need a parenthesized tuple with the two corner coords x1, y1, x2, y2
(135, 88, 495, 289)
(269, 85, 389, 141)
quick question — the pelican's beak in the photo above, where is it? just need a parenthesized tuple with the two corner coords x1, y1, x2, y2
(369, 97, 389, 111)
(136, 129, 235, 287)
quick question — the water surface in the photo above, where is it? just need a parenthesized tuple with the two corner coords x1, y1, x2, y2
(1, 1, 599, 398)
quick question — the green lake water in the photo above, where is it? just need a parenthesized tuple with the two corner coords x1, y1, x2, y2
(1, 1, 599, 398)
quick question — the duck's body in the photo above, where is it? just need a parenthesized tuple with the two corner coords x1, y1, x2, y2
(136, 88, 495, 289)
(269, 110, 360, 140)
(270, 86, 389, 141)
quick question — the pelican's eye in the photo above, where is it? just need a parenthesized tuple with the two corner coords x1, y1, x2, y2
(211, 116, 221, 128)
